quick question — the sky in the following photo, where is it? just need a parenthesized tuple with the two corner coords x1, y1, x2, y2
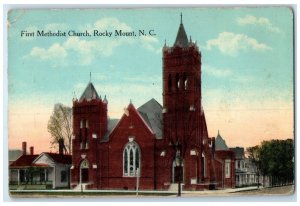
(7, 7, 294, 154)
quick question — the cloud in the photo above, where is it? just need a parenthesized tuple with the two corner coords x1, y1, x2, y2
(139, 35, 160, 53)
(93, 18, 132, 31)
(202, 65, 232, 78)
(204, 32, 272, 56)
(26, 18, 160, 66)
(202, 64, 254, 84)
(237, 15, 280, 33)
(29, 43, 67, 60)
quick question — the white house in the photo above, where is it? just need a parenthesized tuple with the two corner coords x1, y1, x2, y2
(9, 142, 72, 190)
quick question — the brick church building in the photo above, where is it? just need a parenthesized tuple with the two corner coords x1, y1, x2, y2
(70, 16, 235, 190)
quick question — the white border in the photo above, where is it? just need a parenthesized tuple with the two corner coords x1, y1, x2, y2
(1, 1, 299, 205)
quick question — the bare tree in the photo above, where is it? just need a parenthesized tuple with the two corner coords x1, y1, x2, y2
(47, 103, 72, 154)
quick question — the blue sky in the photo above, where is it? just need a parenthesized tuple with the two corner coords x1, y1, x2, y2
(8, 7, 294, 152)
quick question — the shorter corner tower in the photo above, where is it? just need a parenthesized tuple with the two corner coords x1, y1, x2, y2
(71, 81, 108, 188)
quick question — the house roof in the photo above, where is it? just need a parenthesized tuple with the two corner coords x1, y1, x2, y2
(137, 98, 163, 139)
(42, 153, 72, 164)
(230, 147, 245, 159)
(9, 154, 38, 168)
(79, 82, 100, 101)
(215, 131, 229, 150)
(174, 17, 189, 47)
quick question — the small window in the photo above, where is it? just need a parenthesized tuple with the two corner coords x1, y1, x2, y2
(86, 120, 89, 128)
(183, 73, 187, 90)
(80, 120, 84, 128)
(176, 73, 180, 90)
(202, 153, 206, 177)
(81, 159, 89, 168)
(61, 171, 68, 182)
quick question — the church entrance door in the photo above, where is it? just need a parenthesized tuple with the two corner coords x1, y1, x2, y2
(80, 159, 89, 183)
(172, 160, 184, 183)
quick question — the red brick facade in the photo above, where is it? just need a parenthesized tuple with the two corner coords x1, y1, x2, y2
(70, 18, 235, 190)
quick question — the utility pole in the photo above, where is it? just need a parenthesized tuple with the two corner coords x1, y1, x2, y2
(136, 168, 140, 196)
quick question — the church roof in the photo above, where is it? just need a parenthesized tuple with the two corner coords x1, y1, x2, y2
(100, 119, 120, 142)
(137, 98, 163, 139)
(215, 131, 229, 150)
(174, 15, 189, 47)
(79, 82, 100, 101)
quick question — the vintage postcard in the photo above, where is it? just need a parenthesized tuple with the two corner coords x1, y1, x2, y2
(6, 7, 294, 199)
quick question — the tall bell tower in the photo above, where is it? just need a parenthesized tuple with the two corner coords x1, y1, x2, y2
(162, 14, 202, 147)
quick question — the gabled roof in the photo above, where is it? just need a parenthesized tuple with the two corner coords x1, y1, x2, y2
(137, 98, 163, 139)
(9, 154, 38, 168)
(174, 22, 189, 47)
(215, 131, 229, 150)
(79, 82, 100, 101)
(103, 102, 155, 142)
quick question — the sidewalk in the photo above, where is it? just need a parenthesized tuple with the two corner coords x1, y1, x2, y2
(10, 186, 260, 196)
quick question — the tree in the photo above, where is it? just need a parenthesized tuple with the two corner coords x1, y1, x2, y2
(247, 145, 262, 188)
(47, 103, 72, 154)
(247, 139, 294, 188)
(259, 139, 294, 187)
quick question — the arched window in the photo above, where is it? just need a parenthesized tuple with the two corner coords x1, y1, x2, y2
(202, 152, 206, 178)
(168, 74, 172, 92)
(176, 73, 180, 90)
(81, 159, 89, 169)
(123, 141, 141, 177)
(183, 73, 188, 90)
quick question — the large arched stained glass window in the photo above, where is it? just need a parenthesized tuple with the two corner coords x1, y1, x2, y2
(123, 141, 141, 177)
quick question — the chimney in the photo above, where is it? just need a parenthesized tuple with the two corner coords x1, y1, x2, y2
(58, 138, 64, 155)
(22, 142, 27, 155)
(30, 146, 34, 155)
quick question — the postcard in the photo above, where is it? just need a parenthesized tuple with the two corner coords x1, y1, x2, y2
(6, 7, 294, 198)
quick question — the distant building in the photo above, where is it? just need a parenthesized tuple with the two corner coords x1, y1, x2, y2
(9, 142, 72, 190)
(230, 147, 269, 187)
(230, 147, 253, 187)
(9, 149, 23, 165)
(213, 131, 236, 188)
